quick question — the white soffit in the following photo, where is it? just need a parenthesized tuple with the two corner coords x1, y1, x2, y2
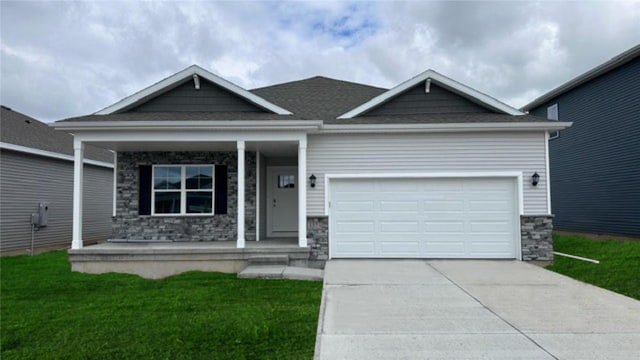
(337, 69, 525, 119)
(95, 65, 293, 115)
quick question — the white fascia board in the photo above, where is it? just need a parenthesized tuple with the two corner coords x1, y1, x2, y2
(319, 122, 573, 133)
(53, 120, 323, 131)
(70, 129, 308, 143)
(0, 142, 114, 168)
(95, 65, 293, 115)
(337, 69, 524, 119)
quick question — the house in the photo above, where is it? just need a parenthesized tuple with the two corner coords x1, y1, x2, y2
(53, 65, 571, 278)
(522, 45, 640, 238)
(0, 106, 114, 255)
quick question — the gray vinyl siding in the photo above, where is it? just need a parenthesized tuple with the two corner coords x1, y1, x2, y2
(307, 132, 548, 216)
(0, 150, 113, 254)
(128, 79, 265, 113)
(365, 83, 492, 116)
(529, 57, 640, 236)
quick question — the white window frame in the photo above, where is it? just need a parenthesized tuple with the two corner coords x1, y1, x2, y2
(151, 164, 216, 216)
(547, 104, 559, 140)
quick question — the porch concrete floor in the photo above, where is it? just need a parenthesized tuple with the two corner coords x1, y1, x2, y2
(68, 238, 311, 279)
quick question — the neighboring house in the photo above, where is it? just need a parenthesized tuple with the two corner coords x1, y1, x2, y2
(0, 106, 114, 255)
(522, 45, 640, 238)
(54, 65, 570, 275)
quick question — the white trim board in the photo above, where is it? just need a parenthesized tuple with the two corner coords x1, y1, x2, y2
(95, 65, 293, 115)
(338, 69, 525, 118)
(0, 142, 114, 168)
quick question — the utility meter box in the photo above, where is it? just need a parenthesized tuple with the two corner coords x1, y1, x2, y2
(37, 202, 48, 227)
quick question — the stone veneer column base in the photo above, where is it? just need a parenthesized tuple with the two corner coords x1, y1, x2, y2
(307, 216, 329, 268)
(521, 215, 554, 261)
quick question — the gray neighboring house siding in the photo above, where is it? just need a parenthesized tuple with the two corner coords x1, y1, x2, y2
(528, 56, 640, 237)
(0, 150, 113, 255)
(1, 106, 114, 255)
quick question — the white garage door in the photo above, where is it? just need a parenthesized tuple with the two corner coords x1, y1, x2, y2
(329, 177, 518, 259)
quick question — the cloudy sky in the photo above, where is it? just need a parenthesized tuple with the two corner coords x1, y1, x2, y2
(1, 1, 639, 122)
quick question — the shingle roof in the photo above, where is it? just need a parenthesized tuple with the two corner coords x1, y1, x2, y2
(1, 106, 113, 163)
(252, 76, 387, 120)
(56, 75, 552, 125)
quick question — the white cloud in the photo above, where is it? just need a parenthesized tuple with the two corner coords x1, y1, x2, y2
(1, 0, 638, 121)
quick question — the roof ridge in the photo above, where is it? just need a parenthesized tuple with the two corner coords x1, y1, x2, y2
(251, 75, 387, 92)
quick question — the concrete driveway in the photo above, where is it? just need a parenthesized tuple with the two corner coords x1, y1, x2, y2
(315, 260, 640, 359)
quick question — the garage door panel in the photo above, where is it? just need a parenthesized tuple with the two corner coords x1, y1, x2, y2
(423, 200, 465, 212)
(424, 220, 466, 233)
(334, 200, 375, 212)
(379, 241, 421, 256)
(335, 221, 376, 233)
(379, 221, 419, 233)
(424, 241, 466, 255)
(470, 221, 512, 233)
(379, 200, 419, 212)
(330, 177, 517, 259)
(469, 200, 511, 212)
(334, 242, 376, 256)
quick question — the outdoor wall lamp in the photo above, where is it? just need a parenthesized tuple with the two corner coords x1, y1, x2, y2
(532, 172, 540, 186)
(309, 174, 317, 188)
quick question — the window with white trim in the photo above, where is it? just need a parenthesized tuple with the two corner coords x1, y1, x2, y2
(152, 165, 215, 215)
(547, 104, 559, 140)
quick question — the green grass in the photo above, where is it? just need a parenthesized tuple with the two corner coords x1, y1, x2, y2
(546, 234, 640, 300)
(1, 251, 322, 359)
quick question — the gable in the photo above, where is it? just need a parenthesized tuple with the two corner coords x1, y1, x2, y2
(126, 78, 266, 113)
(363, 83, 492, 116)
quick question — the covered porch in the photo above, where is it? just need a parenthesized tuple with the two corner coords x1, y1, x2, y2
(64, 124, 320, 276)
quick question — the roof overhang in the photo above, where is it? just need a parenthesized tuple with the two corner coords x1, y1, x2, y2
(95, 65, 293, 115)
(319, 122, 573, 133)
(338, 69, 524, 119)
(52, 120, 323, 132)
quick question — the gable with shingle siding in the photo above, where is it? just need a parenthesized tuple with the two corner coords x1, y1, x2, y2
(127, 79, 268, 113)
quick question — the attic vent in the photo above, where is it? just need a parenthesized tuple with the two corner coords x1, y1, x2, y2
(425, 78, 431, 93)
(193, 74, 200, 90)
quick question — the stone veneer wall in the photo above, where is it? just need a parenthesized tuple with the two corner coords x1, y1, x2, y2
(521, 215, 554, 261)
(307, 216, 329, 265)
(112, 151, 256, 241)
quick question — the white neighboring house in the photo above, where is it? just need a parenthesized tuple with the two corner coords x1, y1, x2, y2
(53, 65, 571, 277)
(0, 106, 114, 255)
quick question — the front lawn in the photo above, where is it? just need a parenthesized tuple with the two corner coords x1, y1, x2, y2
(546, 234, 640, 300)
(1, 251, 322, 359)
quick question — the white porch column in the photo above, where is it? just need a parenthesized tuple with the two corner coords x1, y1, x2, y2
(237, 140, 246, 248)
(112, 151, 117, 217)
(72, 140, 84, 249)
(298, 139, 308, 247)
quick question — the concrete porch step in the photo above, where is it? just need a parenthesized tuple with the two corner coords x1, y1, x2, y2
(238, 265, 324, 282)
(247, 255, 290, 266)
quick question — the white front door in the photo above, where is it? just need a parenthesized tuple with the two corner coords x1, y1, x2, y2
(330, 177, 518, 258)
(267, 166, 299, 237)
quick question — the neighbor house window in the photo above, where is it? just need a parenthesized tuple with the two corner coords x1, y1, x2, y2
(152, 165, 214, 215)
(547, 104, 559, 140)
